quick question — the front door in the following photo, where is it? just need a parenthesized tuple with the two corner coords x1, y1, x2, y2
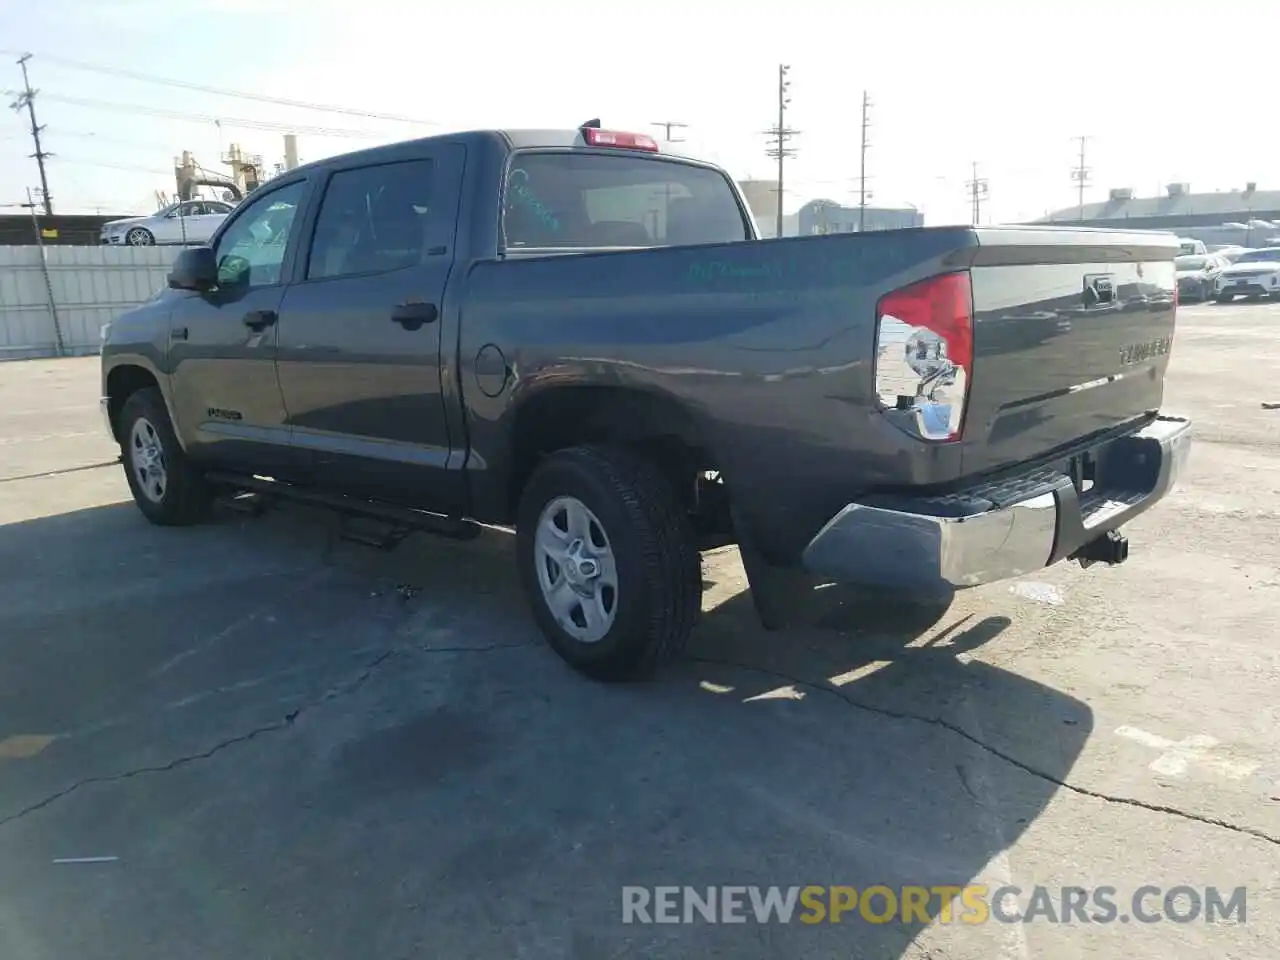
(166, 178, 309, 474)
(274, 146, 465, 513)
(158, 201, 204, 244)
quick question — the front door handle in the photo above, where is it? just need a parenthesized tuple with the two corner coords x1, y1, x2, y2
(391, 301, 438, 330)
(171, 326, 189, 341)
(243, 309, 278, 331)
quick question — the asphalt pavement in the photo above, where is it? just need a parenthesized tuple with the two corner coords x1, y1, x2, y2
(1, 300, 1277, 960)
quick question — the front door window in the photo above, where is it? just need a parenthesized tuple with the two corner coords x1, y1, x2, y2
(214, 182, 306, 289)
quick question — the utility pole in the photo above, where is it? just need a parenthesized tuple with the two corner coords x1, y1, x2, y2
(650, 120, 688, 144)
(10, 54, 53, 216)
(966, 162, 989, 225)
(1071, 135, 1091, 218)
(764, 64, 799, 238)
(858, 90, 872, 232)
(23, 187, 65, 356)
(649, 122, 687, 239)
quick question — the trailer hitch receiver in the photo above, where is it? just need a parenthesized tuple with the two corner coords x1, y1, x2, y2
(1074, 529, 1129, 569)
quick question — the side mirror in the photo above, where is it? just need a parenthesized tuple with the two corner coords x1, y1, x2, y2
(168, 246, 218, 291)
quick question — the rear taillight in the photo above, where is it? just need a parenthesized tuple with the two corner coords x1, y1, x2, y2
(874, 271, 974, 442)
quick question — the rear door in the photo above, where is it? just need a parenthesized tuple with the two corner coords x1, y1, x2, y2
(274, 144, 466, 512)
(961, 228, 1179, 477)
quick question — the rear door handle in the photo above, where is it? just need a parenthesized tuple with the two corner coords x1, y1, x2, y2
(391, 302, 438, 330)
(243, 309, 278, 331)
(171, 326, 189, 341)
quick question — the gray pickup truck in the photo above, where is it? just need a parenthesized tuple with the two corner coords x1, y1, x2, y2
(101, 123, 1191, 680)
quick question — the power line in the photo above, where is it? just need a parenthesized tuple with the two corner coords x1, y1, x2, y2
(38, 92, 397, 139)
(9, 53, 53, 215)
(2, 50, 437, 126)
(857, 90, 872, 232)
(763, 64, 799, 238)
(966, 161, 989, 225)
(1071, 135, 1091, 217)
(54, 156, 175, 177)
(50, 129, 184, 154)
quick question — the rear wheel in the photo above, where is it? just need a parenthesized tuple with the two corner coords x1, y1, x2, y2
(516, 445, 701, 681)
(118, 387, 212, 525)
(1215, 293, 1234, 304)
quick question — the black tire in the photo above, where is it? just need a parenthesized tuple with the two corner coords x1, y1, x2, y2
(118, 387, 212, 526)
(516, 445, 702, 681)
(1215, 293, 1233, 304)
(125, 226, 155, 247)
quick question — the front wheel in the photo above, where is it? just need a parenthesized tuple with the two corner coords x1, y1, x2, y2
(125, 227, 155, 246)
(118, 387, 213, 525)
(1215, 293, 1234, 304)
(516, 446, 702, 681)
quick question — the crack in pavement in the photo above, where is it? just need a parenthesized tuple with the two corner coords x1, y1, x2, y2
(691, 655, 1280, 847)
(0, 459, 121, 484)
(0, 640, 532, 830)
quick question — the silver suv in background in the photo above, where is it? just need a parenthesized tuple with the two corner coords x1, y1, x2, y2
(1213, 247, 1280, 302)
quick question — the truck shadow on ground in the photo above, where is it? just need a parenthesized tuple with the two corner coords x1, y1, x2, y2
(0, 496, 1093, 960)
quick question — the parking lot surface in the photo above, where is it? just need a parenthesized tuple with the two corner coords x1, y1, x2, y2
(1, 301, 1278, 959)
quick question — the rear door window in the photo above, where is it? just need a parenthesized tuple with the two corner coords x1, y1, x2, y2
(306, 160, 435, 281)
(503, 152, 749, 250)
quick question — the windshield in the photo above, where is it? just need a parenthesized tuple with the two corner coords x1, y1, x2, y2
(1175, 256, 1207, 270)
(1235, 248, 1280, 263)
(502, 152, 749, 250)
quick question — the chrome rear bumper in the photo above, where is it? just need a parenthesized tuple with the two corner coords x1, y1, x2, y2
(802, 415, 1192, 591)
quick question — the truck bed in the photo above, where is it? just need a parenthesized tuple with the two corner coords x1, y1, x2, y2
(461, 224, 1180, 562)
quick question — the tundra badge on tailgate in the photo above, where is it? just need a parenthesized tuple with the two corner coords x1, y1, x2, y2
(1118, 336, 1173, 366)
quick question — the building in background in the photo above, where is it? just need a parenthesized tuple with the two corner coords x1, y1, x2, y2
(736, 179, 799, 238)
(1037, 183, 1280, 247)
(797, 199, 923, 235)
(173, 150, 243, 205)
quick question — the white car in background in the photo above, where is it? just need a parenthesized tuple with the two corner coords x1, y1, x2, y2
(1174, 253, 1224, 302)
(1213, 247, 1280, 302)
(99, 199, 235, 247)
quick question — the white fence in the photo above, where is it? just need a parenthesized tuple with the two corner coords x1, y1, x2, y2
(0, 246, 180, 360)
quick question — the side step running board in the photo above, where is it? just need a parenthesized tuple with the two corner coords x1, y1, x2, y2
(205, 471, 482, 542)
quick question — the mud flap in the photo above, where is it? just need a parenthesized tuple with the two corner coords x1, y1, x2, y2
(732, 506, 819, 630)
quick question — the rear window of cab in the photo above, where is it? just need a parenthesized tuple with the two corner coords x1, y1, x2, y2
(502, 152, 749, 250)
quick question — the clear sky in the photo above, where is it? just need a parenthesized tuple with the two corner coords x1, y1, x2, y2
(2, 0, 1276, 223)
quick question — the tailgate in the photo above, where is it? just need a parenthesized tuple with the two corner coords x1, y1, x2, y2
(960, 227, 1179, 477)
